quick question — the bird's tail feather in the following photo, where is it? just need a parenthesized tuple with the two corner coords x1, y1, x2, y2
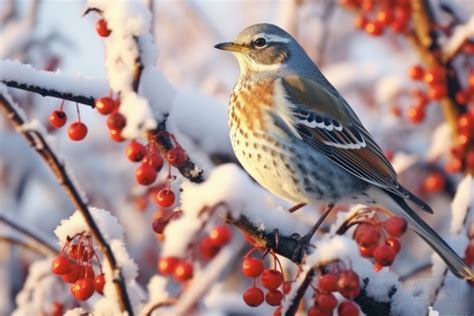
(396, 197, 473, 281)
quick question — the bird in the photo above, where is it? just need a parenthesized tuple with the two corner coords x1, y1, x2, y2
(215, 23, 473, 280)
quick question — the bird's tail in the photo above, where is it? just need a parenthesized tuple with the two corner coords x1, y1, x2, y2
(394, 196, 474, 281)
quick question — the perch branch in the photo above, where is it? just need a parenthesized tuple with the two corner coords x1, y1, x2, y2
(0, 236, 56, 256)
(0, 92, 134, 315)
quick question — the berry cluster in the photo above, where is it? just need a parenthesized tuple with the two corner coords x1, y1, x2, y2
(343, 0, 412, 36)
(352, 215, 407, 271)
(49, 101, 88, 141)
(308, 268, 361, 316)
(157, 257, 193, 282)
(198, 224, 232, 260)
(241, 249, 286, 312)
(157, 224, 233, 282)
(405, 65, 448, 124)
(125, 137, 186, 217)
(51, 232, 105, 301)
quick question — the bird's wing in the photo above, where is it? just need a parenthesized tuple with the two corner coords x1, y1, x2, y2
(276, 75, 400, 193)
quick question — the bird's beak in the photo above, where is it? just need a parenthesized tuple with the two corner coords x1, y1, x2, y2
(214, 42, 245, 53)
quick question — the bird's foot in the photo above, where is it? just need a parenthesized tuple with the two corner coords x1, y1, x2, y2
(291, 204, 335, 261)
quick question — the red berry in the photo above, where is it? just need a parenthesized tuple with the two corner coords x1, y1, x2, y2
(353, 223, 380, 248)
(143, 151, 164, 172)
(385, 216, 407, 237)
(337, 270, 361, 299)
(107, 112, 126, 130)
(385, 237, 401, 253)
(158, 257, 179, 275)
(359, 244, 377, 257)
(274, 306, 282, 316)
(468, 72, 474, 90)
(136, 164, 157, 185)
(166, 147, 187, 166)
(407, 105, 425, 124)
(156, 188, 175, 207)
(174, 261, 193, 282)
(243, 287, 264, 307)
(242, 257, 264, 278)
(68, 122, 88, 141)
(466, 151, 474, 169)
(209, 224, 232, 246)
(409, 65, 424, 80)
(423, 172, 445, 193)
(266, 289, 283, 306)
(456, 90, 469, 105)
(424, 66, 445, 84)
(338, 300, 360, 316)
(126, 141, 146, 162)
(464, 241, 474, 266)
(261, 269, 284, 290)
(308, 305, 331, 316)
(376, 9, 393, 26)
(96, 19, 111, 37)
(314, 292, 337, 312)
(49, 110, 67, 128)
(390, 105, 402, 117)
(198, 237, 220, 260)
(365, 21, 384, 36)
(445, 158, 462, 174)
(51, 302, 64, 316)
(71, 278, 95, 301)
(319, 273, 338, 292)
(82, 265, 95, 280)
(152, 216, 168, 235)
(283, 281, 292, 294)
(373, 244, 397, 266)
(428, 83, 447, 100)
(95, 97, 116, 115)
(94, 273, 105, 295)
(109, 128, 125, 142)
(354, 15, 368, 29)
(51, 256, 71, 275)
(62, 264, 80, 283)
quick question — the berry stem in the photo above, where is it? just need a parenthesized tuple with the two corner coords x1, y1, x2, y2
(59, 99, 65, 111)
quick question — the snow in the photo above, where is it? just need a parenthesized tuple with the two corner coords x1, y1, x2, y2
(391, 152, 418, 174)
(0, 60, 108, 100)
(54, 207, 124, 245)
(426, 123, 452, 162)
(443, 16, 474, 57)
(450, 176, 472, 234)
(12, 258, 70, 316)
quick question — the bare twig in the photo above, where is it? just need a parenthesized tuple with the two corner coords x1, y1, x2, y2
(0, 236, 56, 256)
(0, 214, 57, 254)
(0, 92, 133, 315)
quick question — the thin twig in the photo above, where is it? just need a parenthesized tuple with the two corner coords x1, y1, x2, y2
(0, 92, 133, 315)
(0, 236, 56, 256)
(0, 214, 57, 254)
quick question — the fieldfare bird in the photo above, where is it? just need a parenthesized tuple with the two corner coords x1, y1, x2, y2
(215, 23, 473, 280)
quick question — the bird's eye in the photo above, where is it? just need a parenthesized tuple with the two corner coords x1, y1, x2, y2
(253, 38, 267, 49)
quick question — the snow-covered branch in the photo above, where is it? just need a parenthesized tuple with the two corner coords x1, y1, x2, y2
(0, 60, 107, 106)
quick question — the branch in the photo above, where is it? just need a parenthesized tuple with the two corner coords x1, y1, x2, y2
(0, 91, 134, 315)
(0, 214, 57, 255)
(0, 60, 107, 107)
(0, 236, 56, 256)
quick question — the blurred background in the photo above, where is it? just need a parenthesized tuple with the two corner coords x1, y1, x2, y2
(1, 0, 473, 315)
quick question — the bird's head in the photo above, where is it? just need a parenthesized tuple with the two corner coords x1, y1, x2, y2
(215, 23, 312, 76)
